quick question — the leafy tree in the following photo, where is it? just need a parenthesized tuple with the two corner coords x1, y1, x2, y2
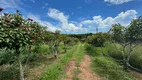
(0, 9, 44, 80)
(109, 16, 142, 70)
(43, 30, 61, 58)
(61, 35, 72, 52)
(87, 32, 110, 55)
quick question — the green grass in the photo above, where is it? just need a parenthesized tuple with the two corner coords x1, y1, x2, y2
(40, 43, 83, 80)
(104, 42, 142, 70)
(0, 43, 70, 80)
(92, 56, 137, 80)
(85, 44, 139, 80)
(37, 44, 50, 54)
(73, 43, 85, 66)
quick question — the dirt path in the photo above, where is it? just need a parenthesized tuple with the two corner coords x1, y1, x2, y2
(64, 58, 77, 80)
(64, 55, 103, 80)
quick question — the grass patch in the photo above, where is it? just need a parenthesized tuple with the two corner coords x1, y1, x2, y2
(73, 43, 85, 66)
(104, 42, 142, 70)
(85, 44, 139, 80)
(40, 44, 79, 80)
(92, 56, 137, 80)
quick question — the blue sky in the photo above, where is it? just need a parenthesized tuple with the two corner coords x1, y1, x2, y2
(0, 0, 142, 34)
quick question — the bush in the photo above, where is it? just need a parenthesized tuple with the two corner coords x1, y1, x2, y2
(85, 44, 101, 56)
(0, 49, 16, 65)
(0, 64, 20, 80)
(105, 42, 123, 60)
(37, 44, 50, 54)
(105, 42, 142, 70)
(129, 45, 142, 70)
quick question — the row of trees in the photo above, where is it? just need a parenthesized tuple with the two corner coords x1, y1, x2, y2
(0, 8, 77, 80)
(86, 16, 142, 71)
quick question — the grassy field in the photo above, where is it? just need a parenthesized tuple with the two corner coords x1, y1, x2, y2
(40, 43, 85, 80)
(1, 42, 142, 80)
(0, 43, 72, 80)
(104, 42, 142, 70)
(85, 44, 141, 80)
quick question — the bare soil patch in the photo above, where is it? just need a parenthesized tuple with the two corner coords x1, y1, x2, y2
(130, 70, 142, 79)
(64, 58, 77, 80)
(64, 55, 103, 80)
(78, 55, 103, 80)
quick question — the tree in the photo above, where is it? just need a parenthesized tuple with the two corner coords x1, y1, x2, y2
(109, 16, 142, 70)
(53, 30, 61, 58)
(87, 32, 110, 55)
(0, 9, 44, 80)
(61, 35, 72, 53)
(43, 30, 61, 58)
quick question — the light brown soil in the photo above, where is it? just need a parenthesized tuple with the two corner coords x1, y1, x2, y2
(64, 58, 77, 80)
(64, 55, 103, 80)
(78, 55, 103, 80)
(130, 70, 142, 79)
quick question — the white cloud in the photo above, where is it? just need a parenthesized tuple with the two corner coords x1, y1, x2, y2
(104, 0, 134, 4)
(0, 0, 20, 8)
(26, 9, 137, 34)
(81, 10, 137, 32)
(48, 8, 86, 33)
(27, 13, 62, 32)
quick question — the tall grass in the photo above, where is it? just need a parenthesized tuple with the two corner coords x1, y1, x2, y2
(85, 44, 139, 80)
(92, 56, 137, 80)
(40, 44, 79, 80)
(104, 42, 142, 70)
(0, 44, 51, 80)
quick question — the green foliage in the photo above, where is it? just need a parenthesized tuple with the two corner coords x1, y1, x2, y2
(109, 16, 142, 70)
(85, 44, 104, 56)
(92, 56, 137, 80)
(105, 42, 123, 60)
(0, 63, 20, 80)
(104, 42, 142, 70)
(0, 48, 16, 65)
(85, 44, 140, 80)
(0, 12, 44, 49)
(130, 45, 142, 69)
(110, 23, 126, 43)
(40, 44, 78, 80)
(37, 44, 50, 54)
(87, 32, 110, 47)
(40, 43, 85, 80)
(73, 43, 85, 66)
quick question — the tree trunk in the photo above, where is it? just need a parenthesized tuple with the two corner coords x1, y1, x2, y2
(16, 49, 25, 80)
(25, 45, 31, 68)
(64, 44, 67, 53)
(127, 43, 133, 65)
(54, 50, 57, 58)
(121, 45, 128, 69)
(101, 46, 104, 56)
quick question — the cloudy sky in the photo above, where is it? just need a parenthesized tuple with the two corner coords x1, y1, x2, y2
(0, 0, 142, 34)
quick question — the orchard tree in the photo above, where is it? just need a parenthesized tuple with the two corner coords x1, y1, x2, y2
(43, 31, 55, 54)
(61, 35, 72, 53)
(43, 30, 61, 58)
(87, 32, 110, 55)
(110, 16, 142, 70)
(0, 9, 44, 80)
(53, 30, 61, 58)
